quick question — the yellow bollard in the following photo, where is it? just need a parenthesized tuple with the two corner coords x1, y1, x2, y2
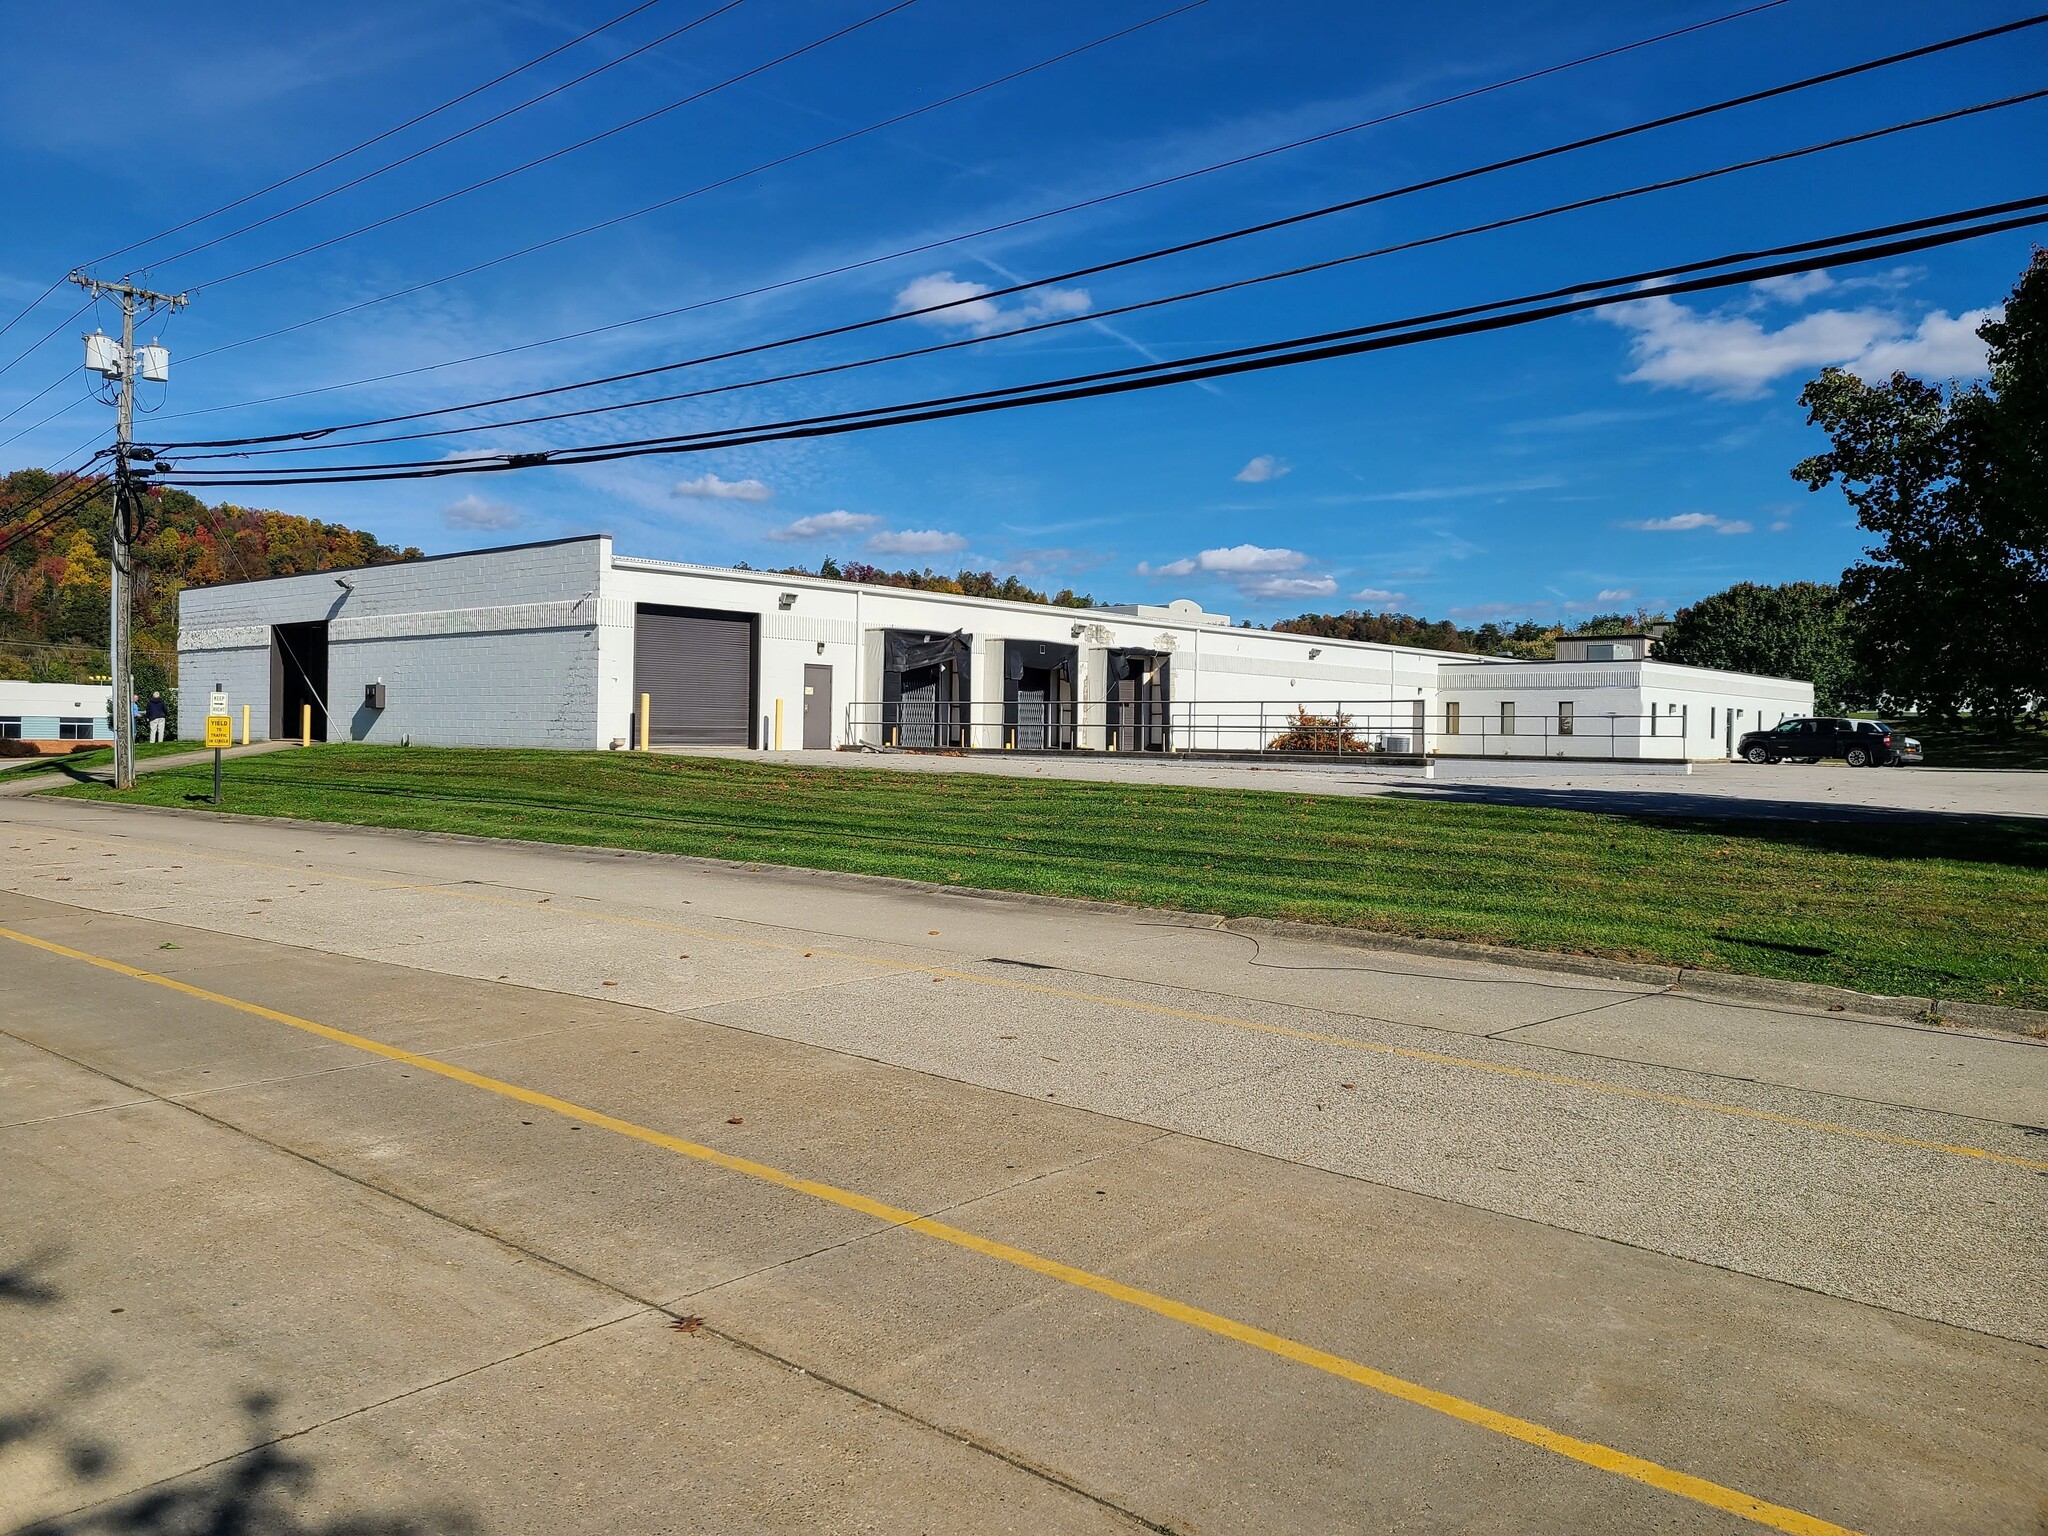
(240, 704, 250, 746)
(638, 692, 651, 752)
(773, 698, 783, 751)
(300, 703, 311, 748)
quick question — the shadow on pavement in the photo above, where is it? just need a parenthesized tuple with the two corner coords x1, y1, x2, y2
(4, 1249, 474, 1536)
(1388, 780, 2040, 829)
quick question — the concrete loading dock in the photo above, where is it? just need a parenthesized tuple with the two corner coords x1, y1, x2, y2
(177, 535, 1813, 759)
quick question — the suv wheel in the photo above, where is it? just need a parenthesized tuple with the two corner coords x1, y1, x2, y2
(1744, 745, 1773, 764)
(1845, 746, 1871, 767)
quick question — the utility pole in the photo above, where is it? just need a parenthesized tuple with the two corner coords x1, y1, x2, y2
(70, 271, 187, 790)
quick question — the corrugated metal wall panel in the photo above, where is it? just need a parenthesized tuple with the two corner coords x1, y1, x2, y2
(634, 606, 753, 746)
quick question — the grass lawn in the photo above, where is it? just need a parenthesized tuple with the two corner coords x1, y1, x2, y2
(51, 745, 2048, 1011)
(1, 740, 196, 776)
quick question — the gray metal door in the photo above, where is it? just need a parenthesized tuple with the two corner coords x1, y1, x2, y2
(634, 606, 753, 746)
(802, 665, 832, 750)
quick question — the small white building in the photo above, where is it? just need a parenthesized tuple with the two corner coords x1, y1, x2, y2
(0, 679, 113, 753)
(175, 536, 1812, 761)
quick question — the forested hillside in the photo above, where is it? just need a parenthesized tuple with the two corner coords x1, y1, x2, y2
(0, 468, 421, 687)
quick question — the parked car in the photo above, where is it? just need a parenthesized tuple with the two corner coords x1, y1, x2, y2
(1737, 717, 1898, 766)
(1865, 720, 1923, 764)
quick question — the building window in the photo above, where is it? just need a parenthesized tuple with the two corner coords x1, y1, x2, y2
(0, 717, 20, 740)
(1709, 707, 1716, 736)
(1649, 706, 1657, 736)
(1500, 701, 1515, 735)
(1557, 701, 1574, 736)
(58, 718, 93, 740)
(1587, 643, 1617, 661)
(1444, 701, 1460, 735)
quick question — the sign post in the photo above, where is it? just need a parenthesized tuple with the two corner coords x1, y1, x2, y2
(204, 683, 231, 804)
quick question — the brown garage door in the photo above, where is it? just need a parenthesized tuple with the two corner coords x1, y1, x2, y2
(634, 605, 755, 746)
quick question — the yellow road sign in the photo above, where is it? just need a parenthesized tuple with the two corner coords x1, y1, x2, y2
(204, 715, 232, 749)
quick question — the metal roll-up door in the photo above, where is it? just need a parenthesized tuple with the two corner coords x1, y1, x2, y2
(634, 605, 754, 746)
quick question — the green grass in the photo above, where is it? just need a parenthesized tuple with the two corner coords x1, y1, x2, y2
(1865, 715, 2048, 770)
(50, 745, 2048, 1011)
(1, 740, 195, 776)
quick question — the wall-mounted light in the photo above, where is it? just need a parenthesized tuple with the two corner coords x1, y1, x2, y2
(815, 641, 825, 655)
(335, 576, 355, 592)
(1070, 623, 1086, 638)
(777, 591, 798, 610)
(1307, 647, 1321, 659)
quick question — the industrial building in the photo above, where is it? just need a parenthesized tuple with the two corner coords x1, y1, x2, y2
(175, 535, 1812, 761)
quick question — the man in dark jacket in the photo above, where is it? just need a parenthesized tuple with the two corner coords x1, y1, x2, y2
(145, 691, 169, 744)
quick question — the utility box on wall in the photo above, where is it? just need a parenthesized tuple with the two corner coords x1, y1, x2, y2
(364, 681, 387, 711)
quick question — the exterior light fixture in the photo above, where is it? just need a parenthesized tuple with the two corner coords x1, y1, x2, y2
(1308, 647, 1322, 659)
(777, 591, 798, 609)
(1070, 623, 1086, 638)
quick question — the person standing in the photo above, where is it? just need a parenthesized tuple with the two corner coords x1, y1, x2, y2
(145, 691, 168, 744)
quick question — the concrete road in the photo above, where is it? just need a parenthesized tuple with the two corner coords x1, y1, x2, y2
(3, 794, 2044, 1534)
(691, 746, 2048, 823)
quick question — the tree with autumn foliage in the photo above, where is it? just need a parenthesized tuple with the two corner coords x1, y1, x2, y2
(0, 470, 421, 682)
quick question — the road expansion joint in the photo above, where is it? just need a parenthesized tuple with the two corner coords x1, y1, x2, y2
(0, 1019, 1187, 1536)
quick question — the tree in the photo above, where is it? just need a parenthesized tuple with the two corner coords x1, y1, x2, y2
(1793, 248, 2047, 720)
(1658, 581, 1863, 709)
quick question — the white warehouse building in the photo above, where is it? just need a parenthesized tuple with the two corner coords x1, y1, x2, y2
(175, 535, 1812, 761)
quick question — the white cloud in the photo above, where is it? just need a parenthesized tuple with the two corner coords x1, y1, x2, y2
(1352, 587, 1408, 606)
(894, 271, 1091, 336)
(868, 528, 967, 556)
(1140, 543, 1309, 578)
(1241, 573, 1337, 600)
(1626, 513, 1752, 536)
(1853, 308, 2000, 380)
(1603, 295, 1999, 397)
(765, 509, 878, 542)
(1595, 588, 1635, 601)
(1234, 454, 1290, 483)
(674, 472, 772, 501)
(442, 494, 522, 531)
(1749, 271, 1835, 304)
(1770, 519, 1793, 533)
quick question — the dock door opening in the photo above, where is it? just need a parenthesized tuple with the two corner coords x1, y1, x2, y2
(1106, 649, 1170, 751)
(269, 621, 329, 741)
(881, 630, 971, 748)
(1002, 639, 1076, 750)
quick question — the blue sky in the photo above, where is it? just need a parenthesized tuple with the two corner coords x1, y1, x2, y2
(2, 0, 2042, 623)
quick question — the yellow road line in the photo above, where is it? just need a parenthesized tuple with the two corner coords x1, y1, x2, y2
(2, 922, 1862, 1536)
(12, 826, 2045, 1174)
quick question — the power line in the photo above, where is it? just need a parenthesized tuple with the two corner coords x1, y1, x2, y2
(0, 298, 93, 385)
(87, 0, 675, 269)
(0, 385, 98, 455)
(150, 198, 2048, 487)
(168, 0, 1783, 390)
(162, 13, 2048, 452)
(142, 0, 753, 275)
(182, 0, 921, 291)
(169, 89, 2047, 461)
(0, 274, 72, 347)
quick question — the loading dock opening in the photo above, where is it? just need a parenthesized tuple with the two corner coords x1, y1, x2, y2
(1002, 639, 1077, 750)
(882, 630, 971, 748)
(270, 621, 328, 741)
(1106, 648, 1170, 752)
(634, 604, 758, 747)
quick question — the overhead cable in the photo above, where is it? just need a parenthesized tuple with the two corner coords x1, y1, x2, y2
(183, 0, 922, 290)
(163, 12, 2048, 450)
(157, 0, 1792, 421)
(86, 0, 675, 269)
(168, 90, 2048, 460)
(149, 198, 2048, 487)
(142, 0, 753, 274)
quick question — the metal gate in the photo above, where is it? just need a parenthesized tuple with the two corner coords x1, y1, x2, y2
(633, 605, 755, 746)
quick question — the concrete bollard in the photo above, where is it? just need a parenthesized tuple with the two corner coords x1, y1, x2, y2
(300, 704, 311, 748)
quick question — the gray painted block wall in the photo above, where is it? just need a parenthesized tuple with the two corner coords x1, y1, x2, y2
(177, 538, 607, 747)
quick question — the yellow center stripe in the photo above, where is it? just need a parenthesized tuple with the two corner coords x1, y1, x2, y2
(15, 826, 2046, 1174)
(2, 922, 1862, 1536)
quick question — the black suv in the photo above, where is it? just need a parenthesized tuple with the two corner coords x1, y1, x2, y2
(1738, 717, 1895, 766)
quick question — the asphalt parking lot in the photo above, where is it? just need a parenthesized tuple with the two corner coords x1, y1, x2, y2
(689, 747, 2048, 823)
(4, 792, 2043, 1534)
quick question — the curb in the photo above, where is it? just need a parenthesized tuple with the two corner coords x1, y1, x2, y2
(19, 794, 2046, 1041)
